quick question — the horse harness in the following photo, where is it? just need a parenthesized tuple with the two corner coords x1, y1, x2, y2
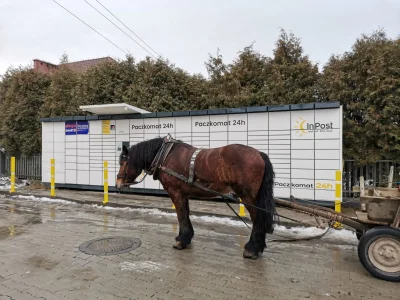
(152, 135, 204, 186)
(123, 134, 204, 186)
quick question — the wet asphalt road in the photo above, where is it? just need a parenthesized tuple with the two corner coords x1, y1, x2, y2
(0, 194, 399, 300)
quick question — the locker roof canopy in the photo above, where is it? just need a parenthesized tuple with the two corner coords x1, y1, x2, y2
(79, 103, 151, 115)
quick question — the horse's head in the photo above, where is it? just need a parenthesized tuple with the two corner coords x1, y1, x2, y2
(116, 145, 141, 190)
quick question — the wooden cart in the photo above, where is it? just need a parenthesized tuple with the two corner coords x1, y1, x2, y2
(275, 186, 400, 282)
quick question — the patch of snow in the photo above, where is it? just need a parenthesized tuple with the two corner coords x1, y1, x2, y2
(273, 224, 358, 243)
(90, 204, 245, 227)
(13, 195, 78, 205)
(0, 177, 29, 190)
(120, 261, 168, 273)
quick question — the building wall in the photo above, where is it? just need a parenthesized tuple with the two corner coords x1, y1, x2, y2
(33, 60, 58, 74)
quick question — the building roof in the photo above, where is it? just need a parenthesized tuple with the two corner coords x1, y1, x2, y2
(61, 56, 115, 72)
(79, 103, 151, 115)
(33, 56, 116, 74)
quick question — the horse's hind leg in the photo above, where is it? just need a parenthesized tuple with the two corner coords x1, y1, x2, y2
(241, 204, 263, 259)
(169, 190, 194, 250)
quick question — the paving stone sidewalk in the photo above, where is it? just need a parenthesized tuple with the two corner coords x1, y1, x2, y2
(0, 194, 398, 300)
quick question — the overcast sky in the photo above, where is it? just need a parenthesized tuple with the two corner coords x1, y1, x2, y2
(1, 0, 399, 77)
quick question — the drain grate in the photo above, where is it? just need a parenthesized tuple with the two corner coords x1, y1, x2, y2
(79, 236, 141, 256)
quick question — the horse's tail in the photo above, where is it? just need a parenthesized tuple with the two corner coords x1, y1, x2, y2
(255, 152, 276, 235)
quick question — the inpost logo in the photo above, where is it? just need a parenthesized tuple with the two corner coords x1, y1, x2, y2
(294, 117, 334, 137)
(294, 117, 308, 137)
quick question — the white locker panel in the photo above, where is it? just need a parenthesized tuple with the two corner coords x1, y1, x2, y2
(77, 156, 89, 164)
(209, 115, 228, 133)
(292, 159, 314, 169)
(291, 110, 315, 140)
(274, 177, 290, 198)
(292, 169, 314, 180)
(90, 121, 102, 135)
(143, 118, 160, 137)
(292, 188, 314, 200)
(116, 134, 130, 142)
(269, 111, 290, 130)
(130, 119, 145, 136)
(228, 113, 247, 132)
(248, 112, 268, 131)
(192, 115, 210, 133)
(77, 171, 90, 185)
(66, 156, 77, 163)
(41, 153, 51, 183)
(90, 171, 102, 186)
(315, 170, 337, 181)
(315, 160, 340, 170)
(116, 119, 130, 135)
(315, 190, 336, 201)
(159, 117, 175, 135)
(66, 170, 77, 184)
(108, 171, 116, 187)
(291, 150, 314, 160)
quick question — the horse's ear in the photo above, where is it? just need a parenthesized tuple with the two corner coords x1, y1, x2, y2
(122, 145, 128, 155)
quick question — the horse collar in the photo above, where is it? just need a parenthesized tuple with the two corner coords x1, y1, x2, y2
(149, 137, 180, 180)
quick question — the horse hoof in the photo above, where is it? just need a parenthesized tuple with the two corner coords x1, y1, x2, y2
(243, 249, 258, 260)
(173, 241, 186, 250)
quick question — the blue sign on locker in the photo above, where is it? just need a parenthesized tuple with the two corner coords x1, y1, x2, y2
(77, 121, 89, 134)
(65, 121, 77, 135)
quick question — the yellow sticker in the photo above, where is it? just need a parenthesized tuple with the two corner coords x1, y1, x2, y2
(102, 120, 110, 134)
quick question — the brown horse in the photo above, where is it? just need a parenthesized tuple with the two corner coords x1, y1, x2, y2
(116, 136, 276, 259)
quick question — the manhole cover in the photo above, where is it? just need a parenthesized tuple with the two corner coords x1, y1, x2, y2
(79, 236, 141, 256)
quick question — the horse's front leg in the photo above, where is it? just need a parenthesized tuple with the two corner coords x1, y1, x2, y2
(170, 190, 193, 250)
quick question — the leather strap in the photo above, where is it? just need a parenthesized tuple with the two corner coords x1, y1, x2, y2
(151, 141, 176, 180)
(188, 148, 203, 185)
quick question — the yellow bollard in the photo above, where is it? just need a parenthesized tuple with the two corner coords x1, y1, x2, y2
(103, 161, 108, 204)
(50, 158, 55, 197)
(334, 170, 343, 228)
(172, 203, 176, 209)
(10, 157, 15, 193)
(239, 198, 246, 217)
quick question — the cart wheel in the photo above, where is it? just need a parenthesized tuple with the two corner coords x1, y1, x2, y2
(358, 226, 400, 282)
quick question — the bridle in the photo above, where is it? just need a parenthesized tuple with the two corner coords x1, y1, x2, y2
(117, 134, 176, 187)
(117, 153, 146, 186)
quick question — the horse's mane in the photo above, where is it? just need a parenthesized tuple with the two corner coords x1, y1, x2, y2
(127, 137, 164, 171)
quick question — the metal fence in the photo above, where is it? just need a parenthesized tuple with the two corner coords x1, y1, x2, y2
(3, 154, 42, 180)
(343, 160, 400, 198)
(0, 153, 399, 194)
(0, 151, 5, 175)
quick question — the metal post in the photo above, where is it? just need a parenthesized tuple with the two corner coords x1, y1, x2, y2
(388, 166, 394, 188)
(239, 198, 246, 217)
(50, 158, 55, 197)
(10, 157, 15, 193)
(334, 170, 342, 228)
(103, 161, 108, 204)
